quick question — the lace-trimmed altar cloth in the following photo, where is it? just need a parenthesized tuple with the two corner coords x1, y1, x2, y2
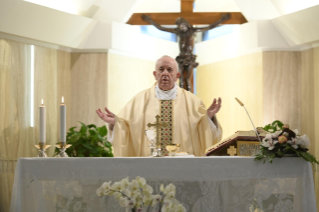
(10, 157, 317, 212)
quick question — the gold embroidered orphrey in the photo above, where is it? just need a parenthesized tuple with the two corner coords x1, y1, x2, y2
(147, 115, 168, 152)
(160, 100, 174, 155)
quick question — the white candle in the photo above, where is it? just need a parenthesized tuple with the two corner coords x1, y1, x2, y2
(39, 99, 46, 145)
(60, 96, 66, 144)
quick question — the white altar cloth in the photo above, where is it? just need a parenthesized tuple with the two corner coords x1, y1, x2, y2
(10, 157, 317, 212)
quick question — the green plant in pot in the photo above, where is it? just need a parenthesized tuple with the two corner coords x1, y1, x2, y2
(54, 122, 113, 157)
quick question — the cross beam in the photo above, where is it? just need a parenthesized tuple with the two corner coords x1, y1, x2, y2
(127, 0, 247, 25)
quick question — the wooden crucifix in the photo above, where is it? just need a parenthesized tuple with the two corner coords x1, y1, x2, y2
(127, 0, 247, 92)
(147, 115, 168, 146)
(127, 0, 247, 25)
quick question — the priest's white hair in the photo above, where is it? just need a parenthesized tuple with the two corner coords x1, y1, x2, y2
(155, 55, 179, 72)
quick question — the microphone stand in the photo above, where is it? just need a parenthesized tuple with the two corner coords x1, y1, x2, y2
(235, 98, 262, 144)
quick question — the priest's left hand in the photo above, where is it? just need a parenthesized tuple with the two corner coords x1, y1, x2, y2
(207, 97, 222, 119)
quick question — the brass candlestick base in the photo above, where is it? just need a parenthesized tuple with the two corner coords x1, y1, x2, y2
(34, 143, 51, 158)
(55, 142, 71, 157)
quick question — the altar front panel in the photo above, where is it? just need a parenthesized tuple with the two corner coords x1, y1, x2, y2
(10, 157, 317, 212)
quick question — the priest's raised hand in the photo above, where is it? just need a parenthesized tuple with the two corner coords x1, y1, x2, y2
(96, 107, 115, 126)
(207, 97, 222, 119)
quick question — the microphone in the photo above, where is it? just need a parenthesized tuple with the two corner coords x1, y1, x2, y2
(235, 98, 262, 144)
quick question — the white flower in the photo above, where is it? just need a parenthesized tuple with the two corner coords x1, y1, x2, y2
(136, 176, 146, 187)
(160, 184, 165, 192)
(96, 187, 103, 197)
(143, 193, 153, 206)
(287, 138, 299, 149)
(118, 197, 128, 207)
(128, 180, 140, 193)
(166, 191, 175, 199)
(262, 137, 278, 150)
(300, 134, 310, 148)
(293, 129, 299, 135)
(111, 182, 122, 191)
(271, 131, 281, 139)
(120, 177, 129, 190)
(99, 181, 112, 195)
(152, 194, 162, 203)
(142, 184, 153, 195)
(112, 192, 122, 201)
(164, 183, 176, 196)
(176, 204, 186, 212)
(265, 134, 272, 139)
(123, 189, 132, 198)
(126, 198, 136, 208)
(162, 198, 173, 212)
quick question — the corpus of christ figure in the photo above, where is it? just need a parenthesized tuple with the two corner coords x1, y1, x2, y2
(142, 13, 231, 92)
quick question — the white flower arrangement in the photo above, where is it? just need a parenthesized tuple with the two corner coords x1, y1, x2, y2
(96, 176, 186, 212)
(255, 124, 318, 165)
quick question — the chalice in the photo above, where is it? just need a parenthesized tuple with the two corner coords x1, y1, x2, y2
(145, 130, 157, 157)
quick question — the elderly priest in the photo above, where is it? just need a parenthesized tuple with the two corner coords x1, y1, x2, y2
(96, 55, 222, 157)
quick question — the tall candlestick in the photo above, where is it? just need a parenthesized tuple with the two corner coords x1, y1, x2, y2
(39, 99, 46, 145)
(60, 96, 66, 144)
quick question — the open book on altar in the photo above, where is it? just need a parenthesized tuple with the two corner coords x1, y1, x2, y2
(205, 130, 267, 156)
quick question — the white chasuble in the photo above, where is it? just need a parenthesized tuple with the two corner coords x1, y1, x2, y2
(109, 84, 222, 157)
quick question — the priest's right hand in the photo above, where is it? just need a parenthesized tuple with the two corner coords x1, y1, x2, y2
(96, 107, 115, 125)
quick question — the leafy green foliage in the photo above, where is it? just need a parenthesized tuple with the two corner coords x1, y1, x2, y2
(255, 120, 319, 166)
(54, 122, 113, 157)
(262, 120, 284, 133)
(254, 140, 319, 166)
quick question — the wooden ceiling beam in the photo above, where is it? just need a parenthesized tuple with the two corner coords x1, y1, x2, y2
(126, 12, 247, 25)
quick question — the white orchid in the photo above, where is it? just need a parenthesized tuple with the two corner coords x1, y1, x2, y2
(143, 193, 153, 206)
(97, 177, 185, 212)
(262, 137, 278, 150)
(112, 192, 122, 201)
(96, 187, 103, 197)
(136, 176, 146, 187)
(100, 181, 112, 195)
(293, 129, 299, 135)
(152, 194, 162, 203)
(175, 204, 186, 212)
(163, 184, 176, 196)
(111, 182, 122, 191)
(118, 197, 128, 207)
(101, 181, 112, 191)
(128, 180, 140, 193)
(300, 134, 310, 148)
(287, 138, 299, 149)
(142, 184, 153, 195)
(265, 134, 272, 139)
(121, 177, 129, 189)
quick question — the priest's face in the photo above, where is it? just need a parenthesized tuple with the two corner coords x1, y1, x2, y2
(154, 57, 180, 91)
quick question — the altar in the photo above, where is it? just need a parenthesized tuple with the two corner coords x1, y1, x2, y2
(10, 157, 317, 212)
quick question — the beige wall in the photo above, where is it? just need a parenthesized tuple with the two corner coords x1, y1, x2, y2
(107, 53, 156, 115)
(70, 52, 108, 127)
(300, 47, 319, 210)
(263, 51, 301, 130)
(197, 52, 264, 140)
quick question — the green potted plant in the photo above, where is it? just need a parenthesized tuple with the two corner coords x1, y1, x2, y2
(54, 122, 113, 157)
